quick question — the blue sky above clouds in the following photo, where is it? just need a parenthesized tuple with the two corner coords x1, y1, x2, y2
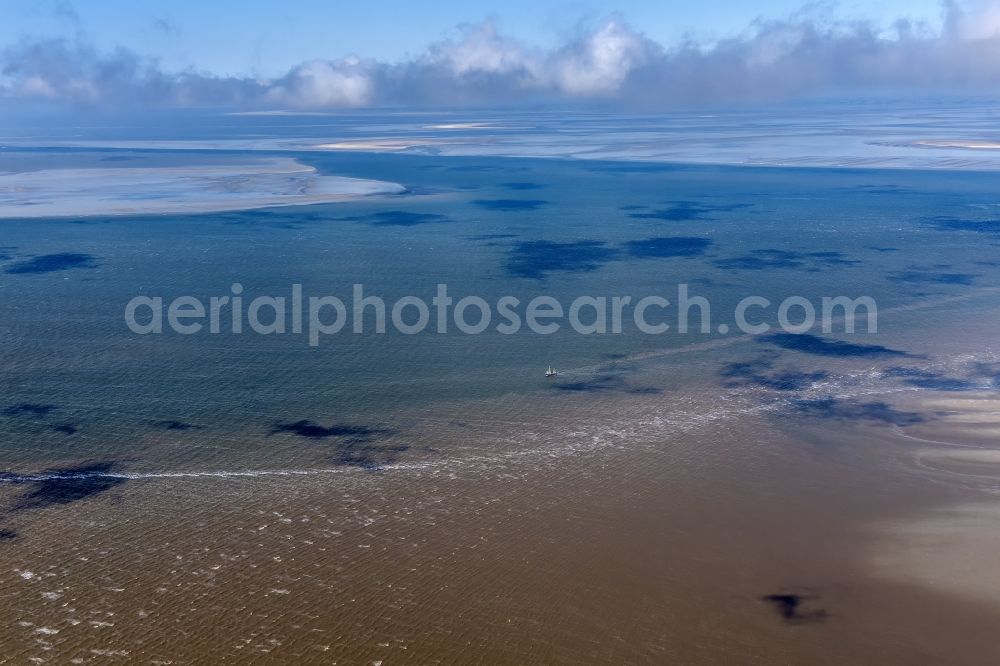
(1, 0, 998, 109)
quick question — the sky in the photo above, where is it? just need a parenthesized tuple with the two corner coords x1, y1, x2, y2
(0, 0, 945, 76)
(1, 0, 999, 110)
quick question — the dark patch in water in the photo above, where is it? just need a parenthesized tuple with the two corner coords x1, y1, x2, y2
(715, 249, 860, 271)
(884, 367, 979, 391)
(551, 374, 659, 395)
(65, 219, 110, 226)
(587, 163, 677, 174)
(791, 398, 925, 425)
(361, 211, 451, 227)
(973, 362, 1000, 388)
(744, 370, 828, 391)
(0, 529, 16, 541)
(506, 240, 619, 279)
(52, 424, 78, 435)
(5, 253, 98, 274)
(761, 594, 828, 624)
(888, 270, 978, 286)
(150, 420, 202, 431)
(715, 249, 803, 270)
(765, 333, 909, 358)
(760, 370, 829, 391)
(399, 185, 445, 195)
(628, 201, 751, 222)
(501, 182, 545, 190)
(269, 420, 404, 469)
(720, 352, 782, 378)
(720, 355, 826, 391)
(469, 233, 519, 241)
(271, 420, 391, 441)
(624, 236, 713, 258)
(473, 199, 548, 212)
(927, 216, 1000, 235)
(805, 251, 858, 264)
(6, 462, 127, 511)
(3, 403, 57, 417)
(869, 246, 899, 253)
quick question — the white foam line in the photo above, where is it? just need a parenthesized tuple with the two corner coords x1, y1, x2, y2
(5, 313, 995, 487)
(0, 372, 929, 486)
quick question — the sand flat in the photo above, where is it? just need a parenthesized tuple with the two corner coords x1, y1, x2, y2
(0, 156, 405, 218)
(866, 389, 1000, 610)
(914, 139, 1000, 149)
(872, 501, 1000, 608)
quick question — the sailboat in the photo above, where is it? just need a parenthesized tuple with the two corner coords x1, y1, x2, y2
(545, 365, 557, 378)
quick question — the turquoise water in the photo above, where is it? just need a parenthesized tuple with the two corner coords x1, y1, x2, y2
(1, 148, 999, 471)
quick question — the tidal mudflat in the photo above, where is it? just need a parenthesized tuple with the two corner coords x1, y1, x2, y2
(1, 109, 1000, 663)
(0, 155, 404, 218)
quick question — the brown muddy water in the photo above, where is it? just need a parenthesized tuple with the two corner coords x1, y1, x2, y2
(2, 342, 1000, 665)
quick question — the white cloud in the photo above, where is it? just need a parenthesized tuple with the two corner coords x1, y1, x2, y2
(423, 19, 541, 79)
(549, 20, 657, 96)
(6, 4, 1000, 110)
(947, 0, 1000, 40)
(265, 58, 375, 108)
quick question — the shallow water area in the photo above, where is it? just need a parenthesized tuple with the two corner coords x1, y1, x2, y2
(3, 110, 1000, 662)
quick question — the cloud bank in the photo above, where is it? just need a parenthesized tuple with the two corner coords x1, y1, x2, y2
(4, 3, 1000, 110)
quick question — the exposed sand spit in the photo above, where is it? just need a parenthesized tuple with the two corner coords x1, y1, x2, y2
(868, 389, 1000, 611)
(901, 392, 1000, 448)
(872, 501, 1000, 608)
(0, 157, 405, 218)
(914, 140, 1000, 150)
